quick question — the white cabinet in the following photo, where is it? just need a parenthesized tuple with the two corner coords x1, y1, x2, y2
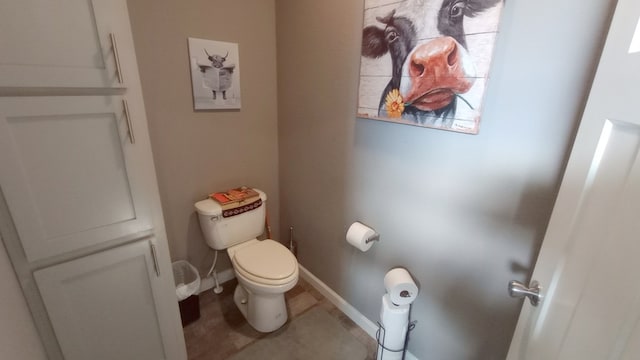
(0, 0, 187, 359)
(0, 0, 130, 88)
(0, 96, 152, 261)
(34, 239, 173, 360)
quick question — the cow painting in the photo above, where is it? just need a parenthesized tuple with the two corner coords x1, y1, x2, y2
(357, 0, 505, 134)
(188, 37, 242, 110)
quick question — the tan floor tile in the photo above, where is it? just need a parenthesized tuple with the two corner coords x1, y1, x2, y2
(228, 323, 263, 349)
(287, 291, 318, 318)
(284, 282, 305, 300)
(184, 277, 377, 360)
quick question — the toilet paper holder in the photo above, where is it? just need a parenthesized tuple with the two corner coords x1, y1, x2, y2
(365, 233, 380, 244)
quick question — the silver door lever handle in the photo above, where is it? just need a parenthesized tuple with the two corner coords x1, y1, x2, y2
(508, 280, 542, 306)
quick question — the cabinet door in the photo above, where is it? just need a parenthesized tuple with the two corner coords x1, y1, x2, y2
(0, 0, 130, 88)
(0, 96, 152, 261)
(34, 239, 173, 360)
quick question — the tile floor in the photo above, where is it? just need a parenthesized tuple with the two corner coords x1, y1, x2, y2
(183, 277, 377, 360)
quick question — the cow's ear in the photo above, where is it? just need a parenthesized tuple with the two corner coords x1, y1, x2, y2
(362, 26, 388, 58)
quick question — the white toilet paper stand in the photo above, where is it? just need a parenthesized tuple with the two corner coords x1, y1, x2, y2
(375, 318, 417, 360)
(377, 268, 419, 360)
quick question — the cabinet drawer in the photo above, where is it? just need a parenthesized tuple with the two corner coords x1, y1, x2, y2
(33, 238, 170, 360)
(0, 0, 132, 88)
(0, 96, 153, 261)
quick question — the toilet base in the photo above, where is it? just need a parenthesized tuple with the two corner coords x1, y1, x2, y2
(233, 284, 288, 333)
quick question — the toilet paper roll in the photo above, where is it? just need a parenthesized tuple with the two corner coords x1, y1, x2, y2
(377, 294, 410, 360)
(384, 268, 419, 306)
(346, 222, 376, 252)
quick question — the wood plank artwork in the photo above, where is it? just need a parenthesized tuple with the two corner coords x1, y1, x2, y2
(357, 0, 505, 134)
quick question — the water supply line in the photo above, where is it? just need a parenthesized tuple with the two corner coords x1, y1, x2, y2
(206, 250, 223, 294)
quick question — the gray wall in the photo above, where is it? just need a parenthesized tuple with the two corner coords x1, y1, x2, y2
(276, 0, 615, 358)
(127, 0, 280, 273)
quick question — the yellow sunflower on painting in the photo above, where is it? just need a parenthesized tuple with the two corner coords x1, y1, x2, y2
(385, 89, 404, 118)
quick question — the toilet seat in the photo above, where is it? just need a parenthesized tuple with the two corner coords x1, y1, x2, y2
(232, 240, 297, 286)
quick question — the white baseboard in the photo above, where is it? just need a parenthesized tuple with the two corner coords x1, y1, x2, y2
(298, 265, 378, 337)
(298, 264, 418, 360)
(217, 267, 236, 284)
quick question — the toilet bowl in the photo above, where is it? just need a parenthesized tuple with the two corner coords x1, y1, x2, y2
(194, 189, 299, 333)
(228, 239, 298, 332)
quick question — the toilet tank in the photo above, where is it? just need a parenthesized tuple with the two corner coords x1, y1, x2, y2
(194, 189, 267, 250)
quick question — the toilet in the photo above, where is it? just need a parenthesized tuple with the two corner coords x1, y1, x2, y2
(194, 189, 298, 332)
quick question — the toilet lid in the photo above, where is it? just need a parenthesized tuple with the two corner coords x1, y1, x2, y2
(233, 240, 296, 280)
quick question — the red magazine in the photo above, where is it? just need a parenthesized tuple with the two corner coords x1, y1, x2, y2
(209, 186, 259, 205)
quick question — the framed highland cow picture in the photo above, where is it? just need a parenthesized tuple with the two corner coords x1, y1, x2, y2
(357, 0, 505, 134)
(188, 37, 241, 110)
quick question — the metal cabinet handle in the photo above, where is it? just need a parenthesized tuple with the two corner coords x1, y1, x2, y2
(122, 99, 135, 144)
(110, 33, 124, 84)
(508, 280, 542, 306)
(150, 242, 160, 277)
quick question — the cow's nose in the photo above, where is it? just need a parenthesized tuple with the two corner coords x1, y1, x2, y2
(409, 36, 459, 78)
(402, 36, 475, 111)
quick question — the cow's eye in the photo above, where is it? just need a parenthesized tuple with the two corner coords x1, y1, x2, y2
(386, 30, 399, 42)
(450, 2, 465, 18)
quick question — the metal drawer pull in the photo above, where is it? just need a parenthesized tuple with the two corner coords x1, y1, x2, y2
(122, 99, 135, 144)
(150, 242, 160, 277)
(110, 33, 124, 84)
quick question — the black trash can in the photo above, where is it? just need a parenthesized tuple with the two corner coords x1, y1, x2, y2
(172, 260, 201, 326)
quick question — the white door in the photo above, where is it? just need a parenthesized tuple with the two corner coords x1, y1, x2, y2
(0, 0, 130, 88)
(34, 238, 171, 360)
(0, 96, 153, 261)
(507, 0, 640, 358)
